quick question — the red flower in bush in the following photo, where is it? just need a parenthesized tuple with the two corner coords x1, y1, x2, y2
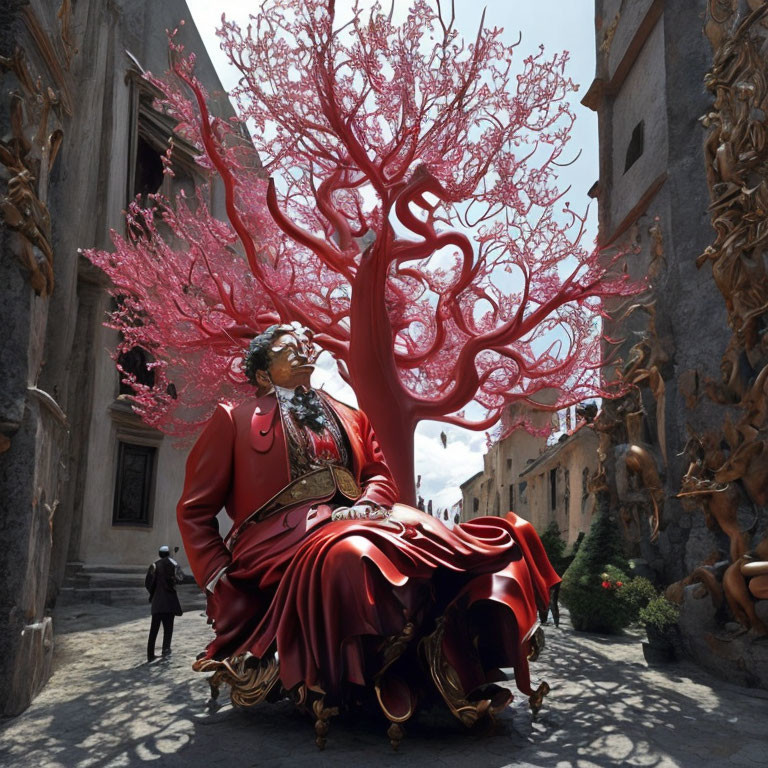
(601, 580, 611, 589)
(616, 581, 623, 588)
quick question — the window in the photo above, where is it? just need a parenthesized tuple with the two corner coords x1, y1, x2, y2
(549, 468, 557, 511)
(125, 69, 201, 209)
(113, 441, 156, 526)
(563, 469, 570, 516)
(518, 481, 528, 506)
(624, 120, 644, 173)
(582, 467, 590, 500)
(509, 483, 514, 511)
(132, 136, 164, 202)
(473, 497, 479, 514)
(117, 345, 155, 395)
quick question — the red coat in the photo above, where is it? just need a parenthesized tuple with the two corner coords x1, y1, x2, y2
(177, 389, 559, 704)
(177, 391, 398, 589)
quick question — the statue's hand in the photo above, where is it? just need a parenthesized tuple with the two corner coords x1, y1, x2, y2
(331, 502, 389, 521)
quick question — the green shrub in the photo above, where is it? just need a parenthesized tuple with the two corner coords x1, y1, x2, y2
(620, 577, 657, 625)
(639, 596, 679, 633)
(560, 497, 632, 633)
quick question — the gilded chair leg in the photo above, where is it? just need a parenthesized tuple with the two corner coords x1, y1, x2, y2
(528, 681, 550, 716)
(207, 670, 223, 710)
(312, 698, 339, 750)
(375, 672, 415, 750)
(420, 617, 497, 728)
(387, 722, 405, 750)
(527, 626, 546, 662)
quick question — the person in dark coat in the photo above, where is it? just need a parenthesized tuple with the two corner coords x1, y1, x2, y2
(145, 545, 183, 662)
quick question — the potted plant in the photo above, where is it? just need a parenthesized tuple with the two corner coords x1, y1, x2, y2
(639, 596, 679, 664)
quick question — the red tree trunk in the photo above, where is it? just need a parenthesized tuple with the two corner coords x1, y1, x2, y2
(348, 244, 418, 505)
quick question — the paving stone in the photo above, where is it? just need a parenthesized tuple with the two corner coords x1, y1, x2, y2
(1, 603, 768, 767)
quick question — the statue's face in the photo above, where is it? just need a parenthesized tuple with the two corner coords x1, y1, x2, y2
(266, 330, 315, 388)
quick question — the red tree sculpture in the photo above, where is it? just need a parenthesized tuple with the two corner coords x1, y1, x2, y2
(87, 0, 638, 504)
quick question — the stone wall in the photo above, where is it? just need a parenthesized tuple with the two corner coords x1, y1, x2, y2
(519, 428, 599, 545)
(585, 0, 768, 688)
(0, 0, 233, 715)
(583, 0, 720, 575)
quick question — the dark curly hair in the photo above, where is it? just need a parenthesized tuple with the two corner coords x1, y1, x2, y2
(243, 325, 288, 384)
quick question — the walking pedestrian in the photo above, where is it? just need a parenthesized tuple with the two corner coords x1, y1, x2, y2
(145, 545, 184, 662)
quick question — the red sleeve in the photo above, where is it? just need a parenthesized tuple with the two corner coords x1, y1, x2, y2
(355, 408, 399, 507)
(176, 404, 234, 588)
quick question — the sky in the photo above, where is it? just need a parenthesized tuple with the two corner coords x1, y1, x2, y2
(183, 0, 599, 511)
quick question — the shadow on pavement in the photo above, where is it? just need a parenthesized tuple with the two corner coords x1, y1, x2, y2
(1, 603, 766, 767)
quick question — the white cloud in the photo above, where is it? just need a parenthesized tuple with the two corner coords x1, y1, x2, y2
(414, 421, 486, 510)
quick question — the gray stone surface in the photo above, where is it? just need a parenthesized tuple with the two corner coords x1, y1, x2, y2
(0, 0, 237, 715)
(2, 601, 768, 768)
(679, 587, 768, 690)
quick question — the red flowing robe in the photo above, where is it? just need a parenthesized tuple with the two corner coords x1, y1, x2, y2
(177, 391, 559, 702)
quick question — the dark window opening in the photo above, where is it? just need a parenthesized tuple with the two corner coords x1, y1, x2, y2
(550, 468, 558, 511)
(624, 120, 644, 173)
(518, 481, 527, 506)
(118, 346, 155, 395)
(506, 458, 512, 470)
(473, 497, 479, 513)
(133, 136, 164, 202)
(582, 467, 590, 499)
(113, 442, 156, 526)
(564, 469, 571, 516)
(509, 484, 514, 511)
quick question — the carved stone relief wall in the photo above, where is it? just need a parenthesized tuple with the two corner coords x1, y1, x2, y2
(0, 3, 74, 300)
(588, 0, 767, 687)
(0, 0, 78, 715)
(667, 1, 768, 685)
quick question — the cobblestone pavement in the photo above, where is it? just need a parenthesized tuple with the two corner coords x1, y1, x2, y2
(2, 597, 767, 768)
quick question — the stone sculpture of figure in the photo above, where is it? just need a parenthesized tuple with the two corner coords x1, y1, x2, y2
(177, 323, 559, 746)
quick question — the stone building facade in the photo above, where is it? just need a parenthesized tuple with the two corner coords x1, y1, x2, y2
(460, 402, 599, 547)
(518, 427, 599, 546)
(460, 402, 550, 523)
(584, 0, 768, 687)
(0, 0, 232, 715)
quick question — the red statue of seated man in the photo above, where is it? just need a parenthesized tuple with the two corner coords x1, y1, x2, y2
(177, 323, 559, 747)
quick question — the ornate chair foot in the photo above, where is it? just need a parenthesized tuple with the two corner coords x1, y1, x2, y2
(527, 626, 546, 662)
(528, 681, 550, 716)
(375, 672, 415, 749)
(387, 722, 404, 750)
(420, 617, 497, 727)
(193, 655, 281, 709)
(207, 670, 223, 709)
(312, 698, 339, 750)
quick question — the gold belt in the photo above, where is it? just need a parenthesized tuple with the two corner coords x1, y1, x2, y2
(228, 465, 362, 548)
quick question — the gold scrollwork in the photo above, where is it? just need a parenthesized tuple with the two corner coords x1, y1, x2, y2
(192, 654, 281, 709)
(419, 617, 512, 728)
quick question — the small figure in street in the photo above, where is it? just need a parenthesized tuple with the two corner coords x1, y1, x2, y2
(538, 582, 561, 628)
(145, 545, 184, 662)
